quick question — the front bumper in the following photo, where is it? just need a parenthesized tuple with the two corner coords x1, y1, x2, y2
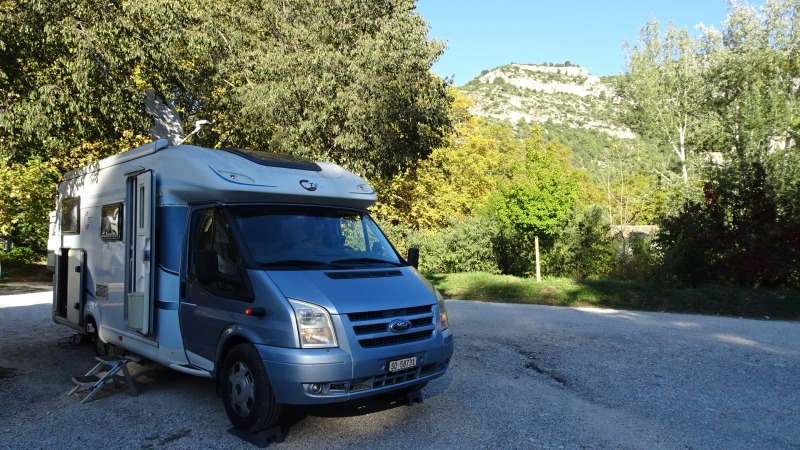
(259, 328, 453, 405)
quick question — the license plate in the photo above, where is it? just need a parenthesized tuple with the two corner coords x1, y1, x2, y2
(388, 357, 417, 372)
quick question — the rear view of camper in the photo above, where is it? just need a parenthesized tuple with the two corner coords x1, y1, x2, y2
(48, 140, 453, 432)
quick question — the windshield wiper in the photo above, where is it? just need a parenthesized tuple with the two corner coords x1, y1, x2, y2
(331, 257, 403, 267)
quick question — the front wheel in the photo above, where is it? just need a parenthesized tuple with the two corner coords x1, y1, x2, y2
(222, 344, 281, 432)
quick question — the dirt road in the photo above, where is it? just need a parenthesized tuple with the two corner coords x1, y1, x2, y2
(1, 291, 798, 449)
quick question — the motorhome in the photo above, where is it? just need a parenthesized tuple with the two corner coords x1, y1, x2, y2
(48, 139, 453, 432)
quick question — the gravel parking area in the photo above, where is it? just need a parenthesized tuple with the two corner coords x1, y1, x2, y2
(1, 291, 798, 449)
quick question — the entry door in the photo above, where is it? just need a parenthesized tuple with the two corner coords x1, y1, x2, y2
(127, 171, 154, 335)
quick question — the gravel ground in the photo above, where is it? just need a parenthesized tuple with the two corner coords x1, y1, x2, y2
(1, 290, 799, 449)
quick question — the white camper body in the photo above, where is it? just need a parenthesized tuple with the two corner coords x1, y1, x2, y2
(49, 140, 453, 432)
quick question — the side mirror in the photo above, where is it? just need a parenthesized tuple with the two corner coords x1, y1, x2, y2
(407, 247, 419, 269)
(196, 249, 240, 286)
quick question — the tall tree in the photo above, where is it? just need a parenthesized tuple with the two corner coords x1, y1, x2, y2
(617, 19, 708, 184)
(698, 0, 800, 159)
(0, 0, 452, 178)
(0, 0, 453, 256)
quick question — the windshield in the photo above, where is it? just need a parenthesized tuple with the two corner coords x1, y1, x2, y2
(231, 205, 404, 270)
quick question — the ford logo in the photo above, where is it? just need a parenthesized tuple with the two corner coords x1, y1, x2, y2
(388, 319, 412, 333)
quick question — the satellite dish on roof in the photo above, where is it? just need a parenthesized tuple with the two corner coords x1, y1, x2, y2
(144, 89, 184, 146)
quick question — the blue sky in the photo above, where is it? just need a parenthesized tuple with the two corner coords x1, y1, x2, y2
(415, 0, 757, 85)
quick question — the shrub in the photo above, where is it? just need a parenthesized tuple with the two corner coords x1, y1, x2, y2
(549, 205, 614, 279)
(406, 217, 500, 274)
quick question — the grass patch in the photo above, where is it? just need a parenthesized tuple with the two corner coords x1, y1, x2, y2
(428, 272, 800, 321)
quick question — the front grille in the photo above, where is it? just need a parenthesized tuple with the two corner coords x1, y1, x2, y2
(373, 366, 419, 388)
(348, 305, 431, 322)
(347, 305, 435, 348)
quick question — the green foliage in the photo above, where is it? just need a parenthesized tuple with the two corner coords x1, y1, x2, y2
(1, 0, 453, 258)
(549, 205, 614, 280)
(0, 0, 452, 179)
(657, 157, 800, 287)
(611, 234, 659, 280)
(617, 18, 708, 184)
(403, 217, 500, 274)
(212, 0, 453, 178)
(490, 138, 580, 240)
(0, 158, 59, 255)
(372, 99, 511, 231)
(2, 246, 40, 266)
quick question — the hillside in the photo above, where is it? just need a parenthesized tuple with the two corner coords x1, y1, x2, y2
(459, 63, 633, 139)
(457, 63, 670, 171)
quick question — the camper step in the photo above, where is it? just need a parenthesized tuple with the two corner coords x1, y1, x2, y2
(72, 375, 101, 387)
(69, 355, 138, 404)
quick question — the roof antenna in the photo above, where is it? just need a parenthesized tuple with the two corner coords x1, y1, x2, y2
(177, 120, 212, 145)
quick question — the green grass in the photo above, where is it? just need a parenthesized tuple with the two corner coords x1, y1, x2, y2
(427, 272, 800, 321)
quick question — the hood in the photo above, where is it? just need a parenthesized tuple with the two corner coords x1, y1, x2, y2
(262, 267, 435, 314)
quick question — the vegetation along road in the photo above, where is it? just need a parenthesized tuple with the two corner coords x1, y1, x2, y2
(1, 291, 798, 449)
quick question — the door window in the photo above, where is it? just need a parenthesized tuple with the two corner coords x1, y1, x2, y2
(189, 207, 245, 298)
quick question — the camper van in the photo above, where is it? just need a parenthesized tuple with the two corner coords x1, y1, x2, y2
(48, 139, 453, 432)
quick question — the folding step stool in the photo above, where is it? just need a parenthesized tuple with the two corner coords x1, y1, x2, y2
(69, 355, 138, 403)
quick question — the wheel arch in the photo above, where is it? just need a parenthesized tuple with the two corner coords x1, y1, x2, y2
(215, 332, 252, 396)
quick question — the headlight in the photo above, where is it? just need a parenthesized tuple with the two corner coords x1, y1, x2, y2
(289, 299, 338, 348)
(436, 290, 449, 330)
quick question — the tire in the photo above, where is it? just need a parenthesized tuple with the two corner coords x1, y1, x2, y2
(222, 344, 281, 432)
(87, 321, 109, 356)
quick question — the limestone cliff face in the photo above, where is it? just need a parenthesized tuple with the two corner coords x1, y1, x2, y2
(460, 64, 634, 139)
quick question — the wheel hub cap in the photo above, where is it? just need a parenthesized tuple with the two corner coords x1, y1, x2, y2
(228, 361, 255, 417)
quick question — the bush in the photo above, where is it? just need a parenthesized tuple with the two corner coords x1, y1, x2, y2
(407, 217, 501, 274)
(612, 234, 659, 280)
(549, 205, 614, 279)
(656, 159, 800, 287)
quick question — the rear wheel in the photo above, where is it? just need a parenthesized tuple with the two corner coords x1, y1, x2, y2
(222, 344, 281, 432)
(86, 321, 109, 356)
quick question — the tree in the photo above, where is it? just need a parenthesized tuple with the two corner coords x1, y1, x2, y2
(0, 0, 451, 176)
(194, 0, 453, 178)
(490, 135, 581, 276)
(0, 0, 453, 258)
(372, 90, 513, 231)
(617, 19, 709, 184)
(697, 0, 800, 160)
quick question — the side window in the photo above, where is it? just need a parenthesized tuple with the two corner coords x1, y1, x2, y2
(61, 197, 80, 234)
(193, 208, 237, 275)
(101, 203, 123, 240)
(364, 222, 387, 256)
(189, 207, 246, 298)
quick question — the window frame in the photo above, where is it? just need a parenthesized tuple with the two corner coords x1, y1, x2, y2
(60, 197, 80, 235)
(100, 202, 123, 241)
